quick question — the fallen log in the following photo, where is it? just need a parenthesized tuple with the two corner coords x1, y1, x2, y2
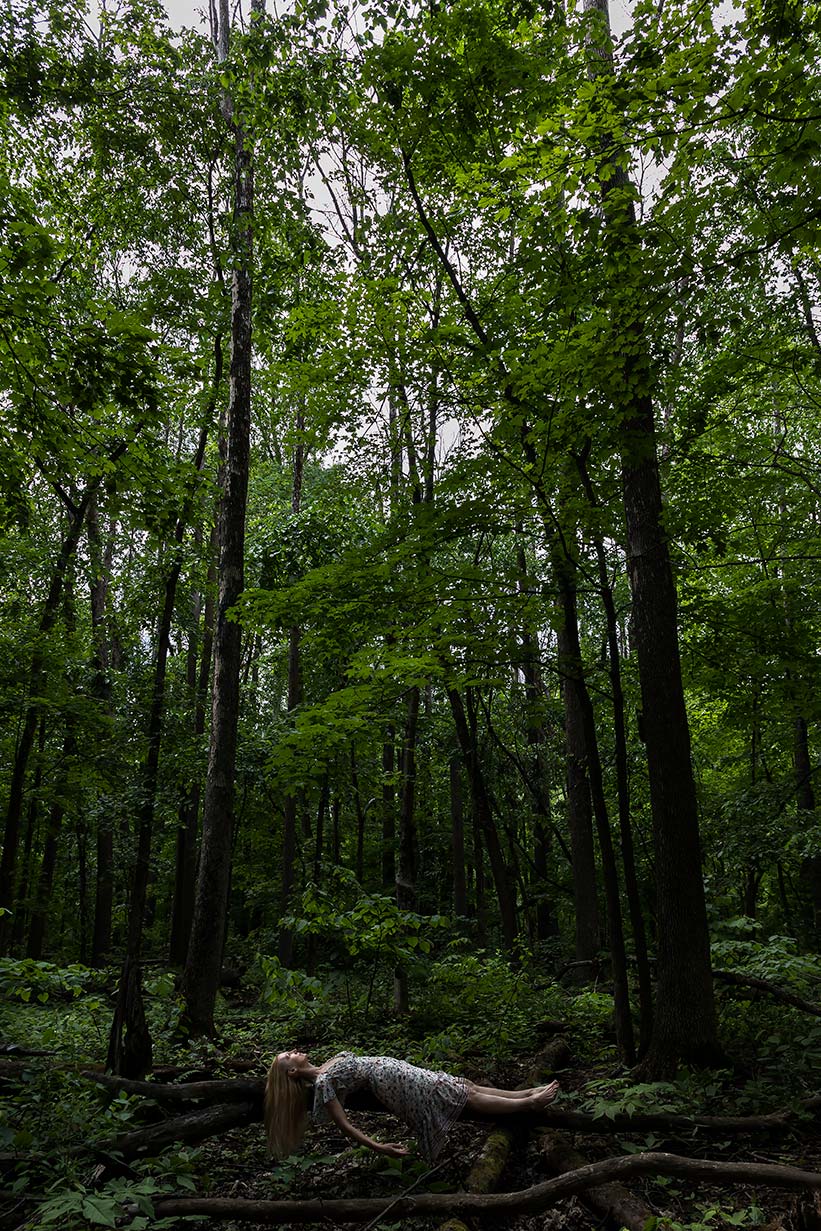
(714, 971, 821, 1019)
(106, 1102, 258, 1158)
(146, 1151, 821, 1224)
(83, 1072, 263, 1107)
(83, 1068, 820, 1139)
(539, 1129, 654, 1231)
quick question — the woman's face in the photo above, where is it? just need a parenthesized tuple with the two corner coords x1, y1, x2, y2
(277, 1050, 309, 1072)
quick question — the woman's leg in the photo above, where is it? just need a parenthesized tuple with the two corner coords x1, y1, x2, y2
(470, 1084, 537, 1100)
(466, 1081, 559, 1114)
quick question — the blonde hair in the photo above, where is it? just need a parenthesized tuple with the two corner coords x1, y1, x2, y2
(264, 1057, 310, 1159)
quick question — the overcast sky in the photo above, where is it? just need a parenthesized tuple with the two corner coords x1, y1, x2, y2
(159, 0, 637, 36)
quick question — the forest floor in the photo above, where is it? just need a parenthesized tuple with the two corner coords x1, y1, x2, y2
(2, 952, 821, 1231)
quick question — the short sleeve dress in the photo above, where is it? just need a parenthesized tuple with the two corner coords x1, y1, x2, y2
(312, 1053, 469, 1162)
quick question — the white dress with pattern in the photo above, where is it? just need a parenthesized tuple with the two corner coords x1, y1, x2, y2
(312, 1052, 469, 1162)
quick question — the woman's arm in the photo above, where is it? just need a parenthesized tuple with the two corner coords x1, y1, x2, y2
(323, 1097, 409, 1157)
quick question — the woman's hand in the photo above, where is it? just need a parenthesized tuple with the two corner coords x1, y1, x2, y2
(374, 1141, 410, 1157)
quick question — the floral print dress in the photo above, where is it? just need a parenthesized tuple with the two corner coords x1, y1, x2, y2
(312, 1052, 470, 1162)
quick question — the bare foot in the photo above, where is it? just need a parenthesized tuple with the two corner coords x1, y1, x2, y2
(531, 1081, 560, 1107)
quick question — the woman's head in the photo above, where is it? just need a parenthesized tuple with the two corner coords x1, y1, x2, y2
(263, 1052, 311, 1158)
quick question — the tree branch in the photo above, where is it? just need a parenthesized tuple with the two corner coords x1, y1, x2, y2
(146, 1151, 821, 1223)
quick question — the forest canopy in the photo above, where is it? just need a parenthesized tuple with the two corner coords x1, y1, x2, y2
(1, 0, 820, 1226)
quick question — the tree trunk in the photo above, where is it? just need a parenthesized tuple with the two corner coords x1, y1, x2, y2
(27, 577, 78, 960)
(583, 0, 719, 1073)
(0, 490, 98, 952)
(448, 687, 518, 952)
(10, 718, 46, 954)
(88, 500, 116, 966)
(515, 541, 557, 942)
(182, 0, 261, 1034)
(351, 745, 367, 885)
(575, 452, 653, 1054)
(169, 532, 216, 967)
(553, 549, 634, 1063)
(450, 752, 468, 917)
(394, 687, 420, 1014)
(794, 715, 821, 943)
(382, 727, 396, 890)
(277, 411, 306, 967)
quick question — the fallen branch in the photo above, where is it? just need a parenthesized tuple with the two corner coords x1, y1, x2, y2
(539, 1129, 654, 1231)
(147, 1152, 821, 1223)
(714, 970, 821, 1018)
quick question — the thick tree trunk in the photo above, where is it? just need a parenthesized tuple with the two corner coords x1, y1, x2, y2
(583, 0, 720, 1073)
(182, 2, 260, 1032)
(794, 715, 821, 942)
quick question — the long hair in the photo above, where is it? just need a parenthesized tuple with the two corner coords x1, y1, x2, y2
(264, 1058, 309, 1159)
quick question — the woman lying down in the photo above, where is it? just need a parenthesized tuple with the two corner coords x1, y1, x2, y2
(264, 1048, 560, 1164)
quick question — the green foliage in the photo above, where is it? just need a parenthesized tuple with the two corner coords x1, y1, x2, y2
(0, 959, 100, 1003)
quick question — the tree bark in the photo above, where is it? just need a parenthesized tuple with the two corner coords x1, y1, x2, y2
(182, 1, 261, 1033)
(583, 0, 720, 1074)
(27, 576, 78, 960)
(575, 450, 653, 1053)
(450, 752, 467, 917)
(382, 727, 396, 890)
(448, 687, 518, 951)
(88, 500, 116, 966)
(277, 410, 306, 967)
(0, 489, 99, 951)
(553, 546, 634, 1063)
(394, 687, 420, 1014)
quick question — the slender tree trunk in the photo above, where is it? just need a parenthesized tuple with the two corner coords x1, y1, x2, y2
(88, 501, 116, 965)
(583, 0, 719, 1074)
(382, 728, 396, 890)
(450, 752, 467, 917)
(10, 719, 46, 954)
(515, 540, 557, 941)
(394, 688, 420, 1014)
(0, 489, 98, 951)
(109, 420, 210, 1069)
(169, 529, 216, 966)
(575, 452, 653, 1055)
(182, 0, 263, 1034)
(448, 687, 518, 952)
(351, 745, 366, 885)
(558, 611, 599, 974)
(278, 417, 305, 968)
(27, 577, 78, 960)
